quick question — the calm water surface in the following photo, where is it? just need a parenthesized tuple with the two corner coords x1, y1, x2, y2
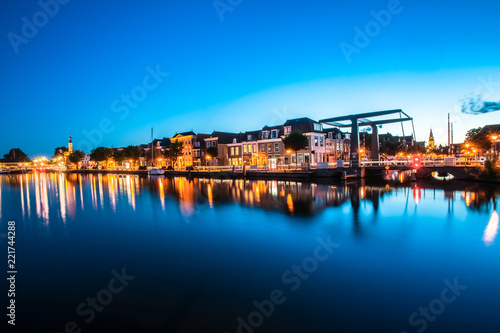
(0, 173, 499, 333)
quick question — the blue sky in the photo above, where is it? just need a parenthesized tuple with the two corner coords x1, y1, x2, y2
(1, 0, 500, 157)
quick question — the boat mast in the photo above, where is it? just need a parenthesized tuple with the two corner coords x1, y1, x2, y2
(151, 128, 154, 166)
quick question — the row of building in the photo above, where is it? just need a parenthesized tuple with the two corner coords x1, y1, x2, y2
(146, 117, 352, 168)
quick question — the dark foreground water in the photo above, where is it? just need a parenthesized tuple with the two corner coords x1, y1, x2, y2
(0, 173, 499, 333)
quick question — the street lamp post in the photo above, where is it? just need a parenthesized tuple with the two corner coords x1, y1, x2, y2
(491, 135, 499, 160)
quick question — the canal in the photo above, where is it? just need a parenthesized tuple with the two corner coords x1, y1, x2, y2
(0, 173, 498, 332)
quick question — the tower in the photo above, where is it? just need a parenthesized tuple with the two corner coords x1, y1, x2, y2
(428, 128, 435, 151)
(68, 131, 73, 154)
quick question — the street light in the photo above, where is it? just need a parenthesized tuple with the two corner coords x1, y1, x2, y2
(492, 134, 499, 159)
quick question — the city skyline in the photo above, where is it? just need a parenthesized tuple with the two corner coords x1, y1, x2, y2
(2, 0, 500, 156)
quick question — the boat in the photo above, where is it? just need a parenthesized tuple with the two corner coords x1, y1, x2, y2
(147, 128, 165, 176)
(0, 168, 10, 174)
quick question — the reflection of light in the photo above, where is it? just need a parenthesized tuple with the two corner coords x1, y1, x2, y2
(79, 174, 84, 210)
(360, 187, 365, 199)
(21, 175, 25, 219)
(399, 173, 404, 183)
(207, 183, 213, 208)
(158, 178, 165, 211)
(58, 173, 67, 222)
(25, 174, 31, 218)
(287, 194, 294, 214)
(413, 187, 421, 205)
(178, 177, 194, 216)
(109, 176, 116, 212)
(35, 172, 41, 217)
(483, 211, 499, 246)
(465, 193, 471, 207)
(126, 175, 136, 211)
(98, 174, 104, 209)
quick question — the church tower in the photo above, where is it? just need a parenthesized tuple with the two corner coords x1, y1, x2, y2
(68, 131, 73, 154)
(427, 128, 435, 151)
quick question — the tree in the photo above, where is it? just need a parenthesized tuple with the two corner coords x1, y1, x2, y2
(113, 149, 125, 163)
(53, 146, 68, 158)
(3, 148, 30, 162)
(282, 131, 309, 168)
(465, 127, 491, 151)
(90, 147, 113, 165)
(68, 150, 85, 164)
(165, 141, 184, 166)
(122, 145, 142, 161)
(206, 146, 218, 158)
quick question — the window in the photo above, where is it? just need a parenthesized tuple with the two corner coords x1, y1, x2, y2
(243, 145, 247, 153)
(304, 154, 310, 163)
(195, 141, 200, 147)
(314, 123, 322, 131)
(274, 143, 279, 152)
(320, 137, 324, 147)
(271, 130, 278, 139)
(298, 154, 304, 163)
(231, 147, 235, 156)
(247, 144, 251, 153)
(235, 147, 240, 155)
(188, 147, 191, 154)
(315, 136, 319, 146)
(262, 131, 269, 139)
(274, 154, 280, 159)
(284, 126, 291, 135)
(206, 141, 211, 147)
(247, 134, 252, 141)
(253, 144, 257, 153)
(261, 144, 265, 153)
(328, 132, 333, 139)
(267, 144, 272, 153)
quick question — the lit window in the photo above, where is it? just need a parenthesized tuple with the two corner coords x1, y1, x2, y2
(235, 147, 240, 155)
(268, 144, 272, 153)
(274, 143, 279, 152)
(231, 147, 235, 156)
(261, 144, 265, 153)
(243, 145, 247, 153)
(284, 126, 291, 134)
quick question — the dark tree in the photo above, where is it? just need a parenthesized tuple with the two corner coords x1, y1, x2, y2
(206, 146, 218, 158)
(122, 145, 142, 161)
(465, 127, 492, 151)
(3, 148, 30, 162)
(165, 141, 184, 166)
(53, 147, 68, 158)
(68, 150, 86, 164)
(90, 147, 113, 164)
(282, 131, 309, 168)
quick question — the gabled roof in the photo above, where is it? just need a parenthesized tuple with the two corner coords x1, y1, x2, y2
(242, 130, 261, 142)
(208, 131, 241, 144)
(173, 131, 196, 138)
(283, 117, 320, 133)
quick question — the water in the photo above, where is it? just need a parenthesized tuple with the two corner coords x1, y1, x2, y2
(0, 173, 499, 333)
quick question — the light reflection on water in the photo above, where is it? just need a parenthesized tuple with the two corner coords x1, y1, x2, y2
(0, 172, 499, 332)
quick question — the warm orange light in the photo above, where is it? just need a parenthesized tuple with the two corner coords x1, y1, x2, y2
(492, 135, 499, 141)
(465, 143, 470, 148)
